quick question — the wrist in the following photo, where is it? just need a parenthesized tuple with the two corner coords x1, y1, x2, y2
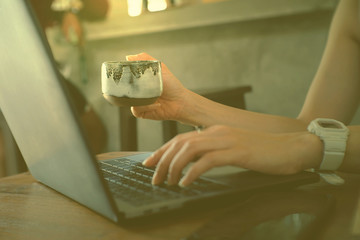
(299, 132, 324, 170)
(175, 89, 197, 124)
(177, 89, 210, 127)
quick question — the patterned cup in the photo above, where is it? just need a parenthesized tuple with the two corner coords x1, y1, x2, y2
(101, 60, 163, 106)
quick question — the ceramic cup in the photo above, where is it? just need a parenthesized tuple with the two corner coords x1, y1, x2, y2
(101, 60, 163, 107)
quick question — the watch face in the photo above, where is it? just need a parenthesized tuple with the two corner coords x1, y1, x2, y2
(319, 122, 342, 129)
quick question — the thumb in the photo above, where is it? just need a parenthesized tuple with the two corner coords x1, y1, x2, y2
(126, 52, 157, 61)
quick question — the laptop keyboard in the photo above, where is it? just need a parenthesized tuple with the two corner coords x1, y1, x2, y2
(99, 157, 228, 206)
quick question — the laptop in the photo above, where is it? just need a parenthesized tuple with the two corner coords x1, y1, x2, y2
(0, 0, 319, 223)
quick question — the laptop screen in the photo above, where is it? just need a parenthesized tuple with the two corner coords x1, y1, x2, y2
(0, 1, 118, 221)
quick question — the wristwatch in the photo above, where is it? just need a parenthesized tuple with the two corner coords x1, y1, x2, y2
(307, 118, 349, 170)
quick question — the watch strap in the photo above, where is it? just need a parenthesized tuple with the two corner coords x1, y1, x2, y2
(320, 151, 345, 170)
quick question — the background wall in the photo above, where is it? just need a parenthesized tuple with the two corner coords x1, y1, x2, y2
(54, 0, 359, 153)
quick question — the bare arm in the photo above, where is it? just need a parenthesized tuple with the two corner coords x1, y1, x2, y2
(299, 0, 360, 124)
(179, 0, 360, 131)
(340, 126, 360, 172)
(178, 90, 308, 132)
(129, 0, 360, 184)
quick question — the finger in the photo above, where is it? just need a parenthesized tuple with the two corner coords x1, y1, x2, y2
(167, 136, 229, 185)
(126, 52, 157, 61)
(179, 150, 233, 187)
(152, 131, 199, 185)
(142, 139, 174, 167)
(152, 143, 180, 185)
(143, 131, 197, 167)
(131, 103, 161, 119)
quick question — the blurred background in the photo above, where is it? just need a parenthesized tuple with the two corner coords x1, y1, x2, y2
(1, 0, 359, 177)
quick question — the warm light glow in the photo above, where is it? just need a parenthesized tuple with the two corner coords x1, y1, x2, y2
(127, 0, 143, 17)
(147, 0, 167, 12)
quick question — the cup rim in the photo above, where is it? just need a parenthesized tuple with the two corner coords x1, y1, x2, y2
(103, 60, 160, 65)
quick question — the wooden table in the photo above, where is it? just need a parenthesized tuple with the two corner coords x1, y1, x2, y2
(0, 152, 359, 240)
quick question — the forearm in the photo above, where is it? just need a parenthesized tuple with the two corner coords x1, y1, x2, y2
(339, 126, 360, 173)
(178, 90, 308, 133)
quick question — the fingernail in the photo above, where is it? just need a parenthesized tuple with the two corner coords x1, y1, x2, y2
(151, 173, 158, 185)
(178, 178, 188, 188)
(126, 55, 136, 60)
(142, 155, 153, 166)
(142, 159, 149, 166)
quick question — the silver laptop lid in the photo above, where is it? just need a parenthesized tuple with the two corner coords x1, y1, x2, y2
(0, 1, 119, 222)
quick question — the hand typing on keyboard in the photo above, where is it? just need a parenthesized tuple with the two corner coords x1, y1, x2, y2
(142, 126, 321, 187)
